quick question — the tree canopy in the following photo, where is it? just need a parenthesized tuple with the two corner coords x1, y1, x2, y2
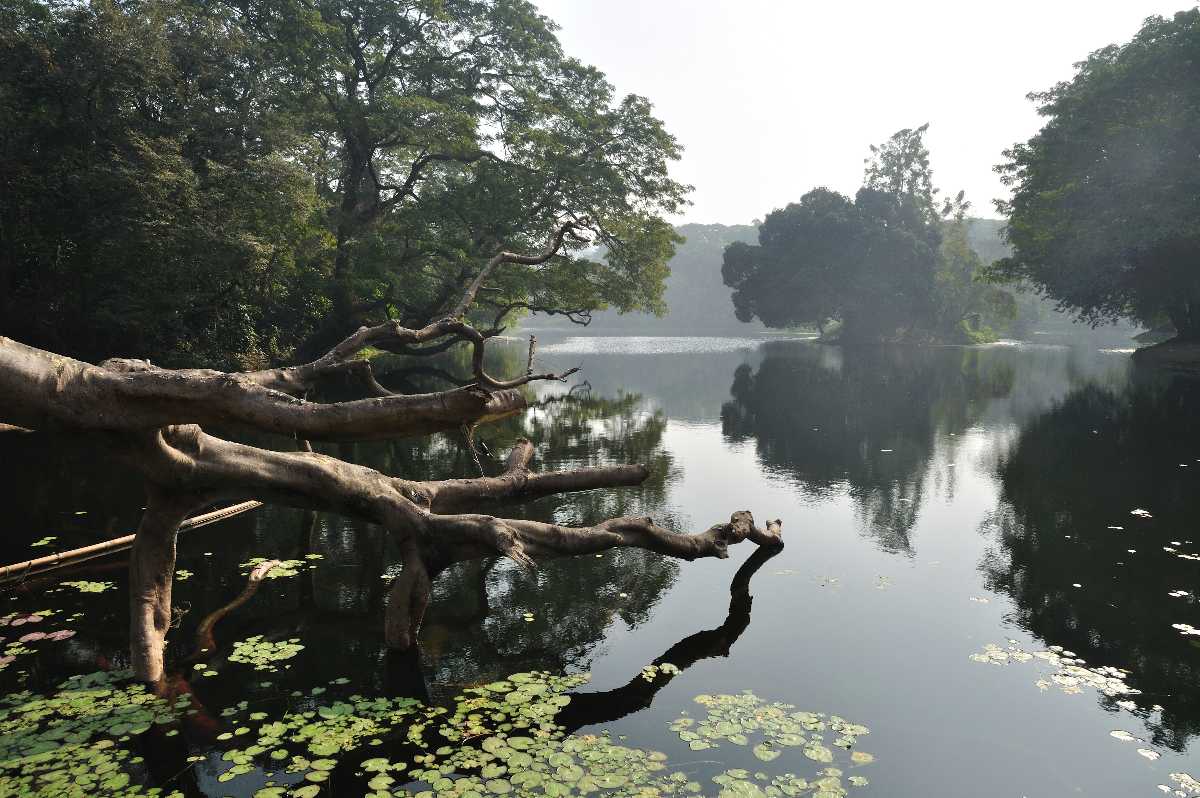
(721, 126, 1013, 342)
(0, 0, 687, 367)
(992, 9, 1200, 340)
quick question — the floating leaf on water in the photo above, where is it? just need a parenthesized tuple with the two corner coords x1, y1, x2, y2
(60, 580, 114, 593)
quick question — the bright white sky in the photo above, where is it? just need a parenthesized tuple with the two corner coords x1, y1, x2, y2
(535, 0, 1193, 224)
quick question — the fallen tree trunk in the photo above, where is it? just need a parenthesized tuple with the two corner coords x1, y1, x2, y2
(0, 239, 782, 684)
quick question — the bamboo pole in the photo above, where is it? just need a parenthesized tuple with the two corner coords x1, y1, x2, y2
(0, 501, 263, 584)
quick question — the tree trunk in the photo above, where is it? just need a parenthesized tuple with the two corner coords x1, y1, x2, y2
(129, 491, 195, 685)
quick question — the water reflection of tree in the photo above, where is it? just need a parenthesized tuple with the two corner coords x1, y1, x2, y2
(188, 386, 680, 698)
(721, 344, 1014, 553)
(985, 373, 1200, 750)
(417, 391, 682, 694)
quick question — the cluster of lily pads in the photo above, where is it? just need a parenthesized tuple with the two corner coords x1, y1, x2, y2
(0, 659, 878, 797)
(58, 580, 114, 593)
(194, 671, 876, 798)
(240, 555, 324, 579)
(969, 642, 1139, 699)
(229, 635, 307, 672)
(670, 692, 872, 781)
(0, 669, 185, 797)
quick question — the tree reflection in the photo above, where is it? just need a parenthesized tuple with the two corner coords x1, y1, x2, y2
(721, 344, 1014, 552)
(986, 372, 1200, 750)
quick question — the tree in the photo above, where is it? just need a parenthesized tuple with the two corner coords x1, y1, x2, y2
(721, 127, 943, 341)
(214, 0, 688, 352)
(0, 0, 688, 367)
(0, 252, 782, 682)
(0, 0, 329, 368)
(724, 125, 1015, 342)
(993, 10, 1200, 341)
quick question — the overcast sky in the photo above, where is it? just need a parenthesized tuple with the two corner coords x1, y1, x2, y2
(535, 1, 1193, 224)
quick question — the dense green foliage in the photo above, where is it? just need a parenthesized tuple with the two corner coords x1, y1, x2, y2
(722, 126, 1014, 343)
(0, 0, 686, 367)
(993, 10, 1200, 341)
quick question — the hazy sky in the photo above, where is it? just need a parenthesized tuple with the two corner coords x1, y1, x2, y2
(535, 1, 1192, 224)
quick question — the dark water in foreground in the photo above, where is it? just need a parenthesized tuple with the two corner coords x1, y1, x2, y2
(4, 335, 1200, 797)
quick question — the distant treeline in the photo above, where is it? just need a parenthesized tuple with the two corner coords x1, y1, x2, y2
(529, 216, 1139, 341)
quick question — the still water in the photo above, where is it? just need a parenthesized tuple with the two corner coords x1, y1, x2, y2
(3, 334, 1200, 797)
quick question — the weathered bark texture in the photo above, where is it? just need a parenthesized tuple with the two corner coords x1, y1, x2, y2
(0, 258, 782, 683)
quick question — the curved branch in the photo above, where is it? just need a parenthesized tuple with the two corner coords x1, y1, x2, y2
(450, 220, 584, 319)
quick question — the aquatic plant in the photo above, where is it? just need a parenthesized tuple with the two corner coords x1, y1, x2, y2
(0, 669, 185, 797)
(240, 556, 323, 580)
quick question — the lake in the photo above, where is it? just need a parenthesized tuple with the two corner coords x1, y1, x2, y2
(2, 333, 1199, 797)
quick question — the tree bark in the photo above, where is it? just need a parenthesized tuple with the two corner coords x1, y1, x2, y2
(129, 489, 197, 685)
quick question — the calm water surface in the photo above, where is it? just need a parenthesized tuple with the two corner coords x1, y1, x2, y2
(3, 334, 1200, 797)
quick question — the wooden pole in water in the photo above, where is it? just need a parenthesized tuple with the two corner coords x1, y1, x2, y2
(0, 501, 262, 584)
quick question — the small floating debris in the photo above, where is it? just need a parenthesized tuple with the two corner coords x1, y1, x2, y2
(970, 643, 1139, 699)
(969, 596, 990, 604)
(875, 576, 891, 590)
(1110, 730, 1140, 742)
(1108, 526, 1124, 531)
(1130, 508, 1153, 518)
(522, 612, 534, 623)
(1072, 583, 1083, 588)
(1172, 623, 1200, 637)
(879, 449, 893, 453)
(638, 662, 679, 681)
(31, 536, 56, 547)
(1168, 590, 1190, 599)
(1138, 748, 1161, 761)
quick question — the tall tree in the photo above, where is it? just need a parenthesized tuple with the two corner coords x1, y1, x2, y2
(993, 9, 1200, 341)
(0, 0, 688, 366)
(237, 0, 687, 353)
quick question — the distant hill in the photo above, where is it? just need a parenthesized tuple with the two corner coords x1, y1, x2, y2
(965, 218, 1011, 264)
(525, 223, 762, 334)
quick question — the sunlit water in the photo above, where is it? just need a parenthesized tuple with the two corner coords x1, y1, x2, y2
(3, 334, 1200, 796)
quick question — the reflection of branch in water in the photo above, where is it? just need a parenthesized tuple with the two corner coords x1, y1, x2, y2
(557, 543, 783, 733)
